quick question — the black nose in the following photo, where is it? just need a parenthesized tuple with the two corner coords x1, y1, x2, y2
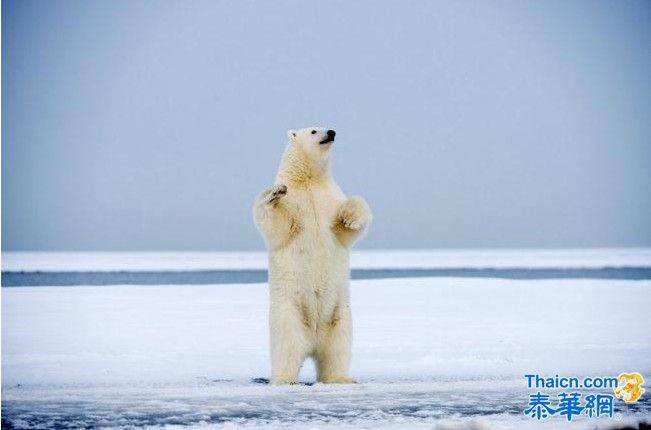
(327, 130, 336, 137)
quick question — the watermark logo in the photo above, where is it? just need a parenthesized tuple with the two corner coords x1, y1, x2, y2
(614, 372, 645, 403)
(523, 373, 644, 422)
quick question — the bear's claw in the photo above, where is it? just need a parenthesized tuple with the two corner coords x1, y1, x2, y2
(264, 184, 287, 204)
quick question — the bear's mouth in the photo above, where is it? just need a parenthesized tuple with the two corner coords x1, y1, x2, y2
(319, 136, 335, 144)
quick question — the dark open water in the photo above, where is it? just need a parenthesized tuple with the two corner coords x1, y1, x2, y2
(2, 267, 651, 287)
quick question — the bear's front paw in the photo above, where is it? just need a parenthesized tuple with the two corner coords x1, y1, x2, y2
(338, 196, 371, 230)
(262, 184, 287, 205)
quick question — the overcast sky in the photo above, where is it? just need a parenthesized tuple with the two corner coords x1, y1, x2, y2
(2, 0, 650, 251)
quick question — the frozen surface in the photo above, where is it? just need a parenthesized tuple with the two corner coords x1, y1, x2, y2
(3, 248, 651, 272)
(3, 277, 651, 428)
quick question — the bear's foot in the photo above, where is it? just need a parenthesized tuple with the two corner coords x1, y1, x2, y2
(319, 375, 357, 384)
(271, 375, 299, 385)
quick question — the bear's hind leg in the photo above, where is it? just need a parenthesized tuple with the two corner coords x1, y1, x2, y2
(270, 306, 311, 385)
(315, 309, 355, 384)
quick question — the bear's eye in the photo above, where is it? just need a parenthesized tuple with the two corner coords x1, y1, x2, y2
(311, 130, 317, 134)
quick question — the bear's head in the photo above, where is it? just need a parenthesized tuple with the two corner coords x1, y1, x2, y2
(278, 127, 337, 183)
(288, 127, 336, 154)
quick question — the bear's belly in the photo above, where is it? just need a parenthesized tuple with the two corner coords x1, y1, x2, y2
(268, 224, 350, 330)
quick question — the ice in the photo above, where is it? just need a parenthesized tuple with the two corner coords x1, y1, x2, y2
(3, 248, 651, 272)
(2, 276, 651, 428)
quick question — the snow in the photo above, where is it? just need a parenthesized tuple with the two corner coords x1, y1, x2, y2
(3, 276, 651, 428)
(3, 248, 651, 272)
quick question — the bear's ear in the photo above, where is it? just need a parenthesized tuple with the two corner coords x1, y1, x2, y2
(287, 129, 297, 142)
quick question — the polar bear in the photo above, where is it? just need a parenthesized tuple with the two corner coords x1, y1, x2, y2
(253, 127, 372, 385)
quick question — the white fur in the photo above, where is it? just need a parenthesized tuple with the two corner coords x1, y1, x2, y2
(253, 127, 372, 384)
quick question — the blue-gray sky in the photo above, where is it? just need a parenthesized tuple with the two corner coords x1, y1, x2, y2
(2, 0, 650, 251)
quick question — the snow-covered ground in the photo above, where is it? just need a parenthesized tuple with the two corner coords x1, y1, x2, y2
(3, 248, 651, 272)
(3, 275, 650, 429)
